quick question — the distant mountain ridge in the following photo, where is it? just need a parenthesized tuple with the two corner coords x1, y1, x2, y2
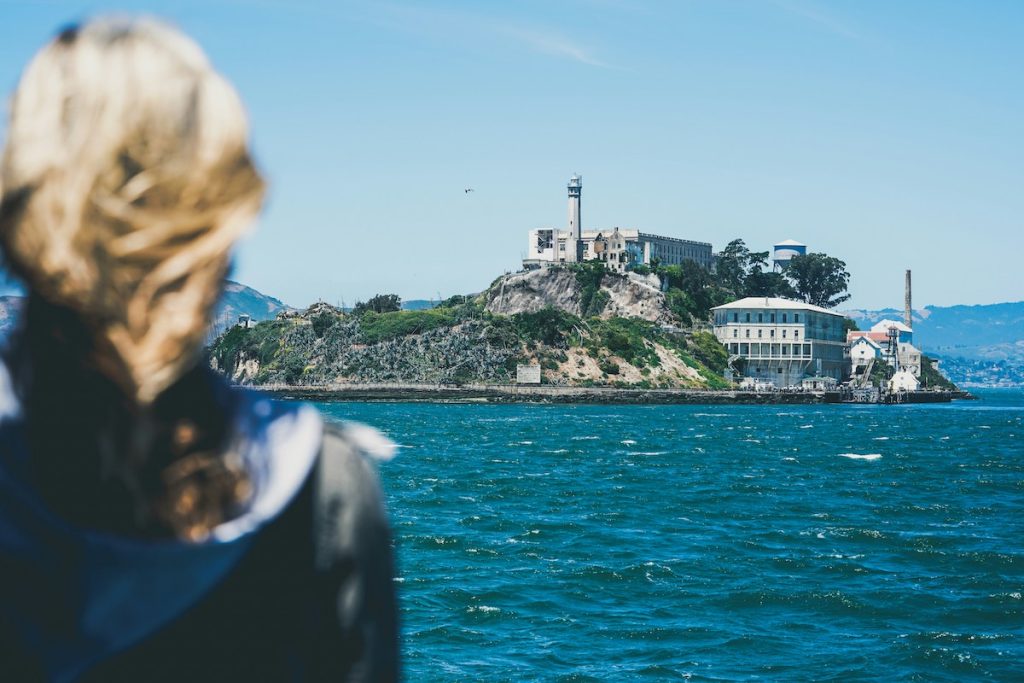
(843, 300, 1024, 363)
(0, 281, 292, 341)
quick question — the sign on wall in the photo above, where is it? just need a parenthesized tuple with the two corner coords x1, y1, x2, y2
(516, 364, 542, 384)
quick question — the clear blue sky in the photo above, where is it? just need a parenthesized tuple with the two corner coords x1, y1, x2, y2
(1, 0, 1021, 310)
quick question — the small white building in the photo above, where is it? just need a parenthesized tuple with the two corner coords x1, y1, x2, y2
(889, 368, 921, 392)
(712, 297, 848, 387)
(849, 336, 883, 371)
(801, 376, 838, 391)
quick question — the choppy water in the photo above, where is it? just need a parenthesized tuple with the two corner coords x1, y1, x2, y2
(317, 390, 1024, 681)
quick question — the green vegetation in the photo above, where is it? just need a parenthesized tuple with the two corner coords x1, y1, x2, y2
(209, 320, 291, 374)
(689, 331, 729, 375)
(358, 308, 457, 344)
(785, 253, 851, 308)
(919, 356, 957, 390)
(586, 318, 661, 369)
(311, 311, 339, 338)
(868, 359, 895, 386)
(353, 293, 401, 314)
(569, 261, 613, 318)
(511, 307, 581, 348)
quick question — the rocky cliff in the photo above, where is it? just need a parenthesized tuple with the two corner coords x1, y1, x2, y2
(484, 266, 673, 323)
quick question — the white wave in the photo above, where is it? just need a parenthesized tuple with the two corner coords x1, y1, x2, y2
(571, 435, 599, 441)
(468, 605, 501, 613)
(873, 437, 890, 441)
(799, 424, 814, 429)
(837, 453, 882, 460)
(621, 439, 637, 445)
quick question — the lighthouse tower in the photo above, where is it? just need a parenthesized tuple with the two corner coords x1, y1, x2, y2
(566, 174, 583, 262)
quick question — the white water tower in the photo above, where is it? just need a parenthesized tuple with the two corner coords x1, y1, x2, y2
(773, 239, 807, 271)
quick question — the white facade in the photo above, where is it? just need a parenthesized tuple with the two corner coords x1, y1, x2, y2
(712, 297, 848, 387)
(525, 227, 713, 272)
(850, 336, 882, 370)
(889, 368, 921, 392)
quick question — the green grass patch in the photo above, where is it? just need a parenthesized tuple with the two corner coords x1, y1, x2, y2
(358, 308, 457, 344)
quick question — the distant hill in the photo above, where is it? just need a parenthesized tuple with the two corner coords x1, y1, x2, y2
(208, 281, 293, 337)
(402, 299, 436, 311)
(0, 281, 292, 342)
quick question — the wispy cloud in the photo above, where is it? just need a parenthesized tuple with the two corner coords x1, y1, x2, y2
(501, 26, 608, 67)
(373, 2, 612, 68)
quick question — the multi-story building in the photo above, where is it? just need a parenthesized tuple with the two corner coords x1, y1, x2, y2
(712, 297, 848, 387)
(523, 177, 713, 272)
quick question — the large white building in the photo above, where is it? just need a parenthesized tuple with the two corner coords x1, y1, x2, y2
(712, 297, 848, 387)
(523, 176, 714, 272)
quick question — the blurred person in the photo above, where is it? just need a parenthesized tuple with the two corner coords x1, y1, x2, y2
(0, 18, 398, 682)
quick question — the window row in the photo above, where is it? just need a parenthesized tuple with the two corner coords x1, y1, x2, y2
(732, 328, 800, 339)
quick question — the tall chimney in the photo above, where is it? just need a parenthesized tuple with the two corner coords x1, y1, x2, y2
(904, 269, 912, 329)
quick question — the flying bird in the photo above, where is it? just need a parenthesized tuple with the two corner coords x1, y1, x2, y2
(464, 188, 474, 193)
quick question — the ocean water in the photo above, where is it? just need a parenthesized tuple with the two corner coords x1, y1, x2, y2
(317, 391, 1024, 682)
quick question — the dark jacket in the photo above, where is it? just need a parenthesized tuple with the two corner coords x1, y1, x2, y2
(0, 375, 399, 682)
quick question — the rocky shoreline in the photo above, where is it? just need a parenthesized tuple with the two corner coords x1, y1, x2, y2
(255, 382, 972, 405)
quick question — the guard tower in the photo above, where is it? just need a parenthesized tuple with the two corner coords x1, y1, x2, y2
(566, 175, 583, 262)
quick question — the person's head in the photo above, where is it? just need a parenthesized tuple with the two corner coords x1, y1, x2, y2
(0, 18, 264, 404)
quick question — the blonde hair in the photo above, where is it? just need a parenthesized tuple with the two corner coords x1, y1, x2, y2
(0, 18, 265, 404)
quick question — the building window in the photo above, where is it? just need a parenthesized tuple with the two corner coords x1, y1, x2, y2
(757, 329, 763, 338)
(770, 314, 775, 323)
(746, 313, 751, 322)
(782, 330, 787, 338)
(794, 330, 799, 339)
(782, 314, 787, 323)
(733, 329, 738, 338)
(758, 313, 763, 323)
(745, 329, 750, 338)
(794, 314, 800, 323)
(770, 330, 775, 338)
(733, 313, 738, 323)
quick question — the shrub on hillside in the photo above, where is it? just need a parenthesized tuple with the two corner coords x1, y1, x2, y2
(358, 308, 457, 344)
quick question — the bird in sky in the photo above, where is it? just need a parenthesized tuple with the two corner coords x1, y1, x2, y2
(464, 188, 474, 193)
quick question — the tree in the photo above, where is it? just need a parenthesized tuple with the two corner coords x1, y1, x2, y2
(714, 239, 794, 299)
(714, 239, 754, 296)
(744, 269, 796, 299)
(784, 253, 851, 308)
(353, 293, 401, 315)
